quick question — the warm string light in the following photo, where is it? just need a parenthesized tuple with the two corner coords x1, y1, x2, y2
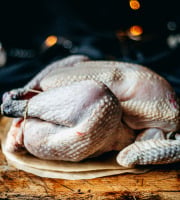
(129, 0, 140, 10)
(129, 25, 143, 36)
(45, 35, 58, 47)
(128, 0, 143, 39)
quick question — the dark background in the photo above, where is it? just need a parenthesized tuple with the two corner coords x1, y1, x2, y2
(0, 0, 180, 102)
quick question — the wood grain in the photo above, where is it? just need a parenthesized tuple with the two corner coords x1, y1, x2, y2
(0, 117, 179, 200)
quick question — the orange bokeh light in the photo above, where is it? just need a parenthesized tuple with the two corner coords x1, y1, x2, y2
(129, 25, 143, 36)
(129, 0, 140, 10)
(45, 35, 58, 47)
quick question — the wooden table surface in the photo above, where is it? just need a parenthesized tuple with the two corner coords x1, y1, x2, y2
(0, 117, 179, 200)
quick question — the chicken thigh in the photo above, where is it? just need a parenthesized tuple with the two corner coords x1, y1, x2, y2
(1, 55, 180, 167)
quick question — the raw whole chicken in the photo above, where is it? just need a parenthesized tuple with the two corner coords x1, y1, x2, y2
(1, 55, 180, 167)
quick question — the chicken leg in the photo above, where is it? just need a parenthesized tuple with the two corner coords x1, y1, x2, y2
(5, 80, 135, 161)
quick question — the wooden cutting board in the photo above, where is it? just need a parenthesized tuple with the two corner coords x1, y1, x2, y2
(0, 117, 179, 200)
